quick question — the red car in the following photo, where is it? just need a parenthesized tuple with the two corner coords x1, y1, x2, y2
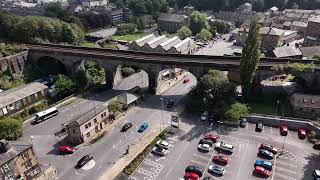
(255, 166, 271, 178)
(212, 155, 228, 165)
(183, 78, 190, 83)
(184, 172, 199, 180)
(280, 125, 288, 136)
(259, 143, 278, 154)
(298, 128, 307, 139)
(59, 145, 75, 154)
(314, 142, 320, 150)
(204, 133, 217, 143)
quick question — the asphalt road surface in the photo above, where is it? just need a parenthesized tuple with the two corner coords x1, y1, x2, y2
(21, 73, 196, 180)
(130, 114, 320, 180)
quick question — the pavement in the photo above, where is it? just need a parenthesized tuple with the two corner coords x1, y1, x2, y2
(21, 72, 196, 180)
(129, 113, 320, 180)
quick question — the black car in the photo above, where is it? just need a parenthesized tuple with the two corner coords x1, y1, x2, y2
(77, 154, 93, 167)
(121, 122, 133, 132)
(255, 122, 263, 132)
(239, 117, 247, 128)
(203, 177, 211, 180)
(185, 165, 203, 177)
(167, 100, 174, 108)
(258, 149, 274, 160)
(198, 139, 213, 147)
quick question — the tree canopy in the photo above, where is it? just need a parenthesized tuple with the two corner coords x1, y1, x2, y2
(108, 101, 123, 115)
(55, 74, 76, 95)
(189, 11, 209, 35)
(195, 28, 212, 41)
(177, 26, 192, 40)
(136, 17, 146, 31)
(224, 102, 249, 123)
(0, 118, 22, 140)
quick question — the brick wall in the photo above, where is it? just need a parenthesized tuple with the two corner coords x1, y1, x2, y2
(0, 51, 28, 74)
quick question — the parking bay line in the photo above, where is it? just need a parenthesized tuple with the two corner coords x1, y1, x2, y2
(193, 153, 210, 161)
(190, 159, 207, 166)
(275, 166, 297, 175)
(273, 172, 296, 180)
(165, 142, 190, 178)
(235, 140, 249, 179)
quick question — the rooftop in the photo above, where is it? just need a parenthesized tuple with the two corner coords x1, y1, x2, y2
(157, 13, 187, 23)
(260, 27, 285, 36)
(309, 16, 320, 23)
(0, 82, 48, 109)
(0, 142, 32, 166)
(69, 105, 108, 126)
(300, 46, 320, 57)
(272, 46, 302, 58)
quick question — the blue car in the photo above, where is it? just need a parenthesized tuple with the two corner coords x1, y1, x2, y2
(254, 160, 272, 171)
(138, 122, 149, 133)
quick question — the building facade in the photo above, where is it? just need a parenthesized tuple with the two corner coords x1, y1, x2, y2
(304, 16, 320, 46)
(0, 140, 42, 180)
(157, 13, 189, 33)
(81, 0, 108, 9)
(290, 93, 320, 119)
(0, 83, 49, 118)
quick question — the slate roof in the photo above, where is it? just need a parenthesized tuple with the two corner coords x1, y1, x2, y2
(0, 142, 32, 166)
(272, 46, 302, 58)
(158, 13, 187, 23)
(260, 27, 284, 36)
(309, 16, 320, 23)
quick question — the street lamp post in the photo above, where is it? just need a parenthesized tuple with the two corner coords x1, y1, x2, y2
(276, 100, 280, 116)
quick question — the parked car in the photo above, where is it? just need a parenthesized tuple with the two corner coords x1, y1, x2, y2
(59, 145, 75, 154)
(198, 143, 211, 152)
(185, 165, 203, 177)
(183, 78, 190, 84)
(184, 172, 199, 180)
(215, 141, 234, 154)
(152, 147, 166, 156)
(239, 117, 247, 128)
(280, 125, 288, 136)
(138, 122, 149, 133)
(313, 170, 320, 180)
(167, 100, 174, 108)
(208, 165, 225, 175)
(258, 149, 274, 159)
(255, 123, 263, 132)
(314, 142, 320, 150)
(202, 177, 210, 180)
(259, 144, 278, 154)
(200, 111, 208, 121)
(203, 133, 217, 143)
(255, 166, 271, 178)
(121, 122, 133, 132)
(77, 154, 93, 168)
(212, 155, 228, 165)
(298, 128, 307, 139)
(156, 140, 169, 149)
(254, 160, 272, 171)
(198, 139, 213, 147)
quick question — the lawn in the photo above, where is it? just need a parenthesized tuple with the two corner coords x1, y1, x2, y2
(248, 95, 288, 116)
(112, 33, 150, 42)
(80, 41, 97, 48)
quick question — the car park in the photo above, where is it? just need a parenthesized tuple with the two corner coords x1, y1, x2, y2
(77, 154, 93, 168)
(198, 139, 213, 147)
(185, 165, 203, 177)
(254, 160, 272, 171)
(258, 149, 274, 159)
(203, 133, 217, 143)
(183, 78, 190, 83)
(198, 143, 211, 152)
(166, 100, 174, 108)
(208, 165, 225, 175)
(280, 125, 288, 136)
(212, 155, 228, 165)
(200, 111, 208, 121)
(259, 143, 278, 154)
(152, 147, 166, 156)
(313, 170, 320, 180)
(314, 142, 320, 150)
(239, 117, 247, 128)
(184, 172, 199, 180)
(255, 123, 263, 132)
(138, 122, 148, 133)
(59, 145, 75, 154)
(215, 141, 234, 154)
(254, 166, 271, 178)
(298, 128, 307, 139)
(121, 122, 133, 132)
(156, 140, 169, 149)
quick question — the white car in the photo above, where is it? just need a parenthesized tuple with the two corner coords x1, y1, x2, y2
(200, 111, 208, 121)
(156, 140, 169, 149)
(208, 165, 225, 175)
(198, 143, 211, 152)
(152, 147, 167, 156)
(215, 141, 234, 153)
(313, 170, 320, 180)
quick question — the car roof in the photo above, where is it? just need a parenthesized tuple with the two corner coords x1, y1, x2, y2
(260, 149, 271, 153)
(159, 140, 169, 145)
(315, 170, 320, 176)
(255, 166, 265, 171)
(213, 165, 223, 171)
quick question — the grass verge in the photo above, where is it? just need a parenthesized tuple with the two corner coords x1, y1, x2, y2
(123, 129, 167, 175)
(57, 98, 77, 109)
(112, 32, 150, 42)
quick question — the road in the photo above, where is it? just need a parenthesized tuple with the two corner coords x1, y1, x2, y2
(21, 73, 196, 180)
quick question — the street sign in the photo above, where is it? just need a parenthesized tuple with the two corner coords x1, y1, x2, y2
(171, 115, 179, 128)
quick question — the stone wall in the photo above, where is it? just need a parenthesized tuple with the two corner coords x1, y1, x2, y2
(0, 51, 28, 74)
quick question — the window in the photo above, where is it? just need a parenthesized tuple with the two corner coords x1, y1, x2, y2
(72, 129, 76, 133)
(27, 96, 32, 103)
(94, 119, 97, 123)
(4, 173, 14, 180)
(22, 159, 33, 169)
(88, 122, 92, 127)
(85, 124, 88, 129)
(41, 90, 45, 96)
(303, 98, 307, 103)
(311, 99, 315, 104)
(33, 93, 38, 99)
(104, 112, 106, 116)
(86, 132, 90, 137)
(0, 164, 10, 173)
(101, 114, 103, 118)
(21, 151, 30, 160)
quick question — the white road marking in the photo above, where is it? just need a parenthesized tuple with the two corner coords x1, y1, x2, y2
(165, 142, 190, 178)
(236, 140, 249, 179)
(193, 153, 209, 161)
(275, 166, 297, 174)
(190, 159, 207, 166)
(271, 155, 277, 180)
(275, 161, 297, 168)
(273, 173, 296, 180)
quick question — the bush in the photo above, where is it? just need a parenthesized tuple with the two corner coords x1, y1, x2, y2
(116, 23, 137, 35)
(0, 118, 22, 140)
(121, 67, 135, 77)
(224, 102, 249, 123)
(287, 63, 315, 73)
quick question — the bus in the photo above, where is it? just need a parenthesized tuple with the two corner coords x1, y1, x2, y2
(34, 107, 58, 123)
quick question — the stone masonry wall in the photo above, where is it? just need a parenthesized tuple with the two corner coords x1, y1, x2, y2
(0, 51, 28, 74)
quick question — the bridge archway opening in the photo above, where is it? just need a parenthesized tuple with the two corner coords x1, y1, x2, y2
(37, 56, 67, 75)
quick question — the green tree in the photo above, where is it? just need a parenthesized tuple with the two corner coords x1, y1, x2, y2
(177, 26, 192, 39)
(313, 52, 320, 60)
(116, 23, 137, 35)
(121, 67, 136, 77)
(240, 18, 261, 101)
(189, 11, 209, 35)
(195, 28, 212, 41)
(108, 101, 123, 116)
(136, 17, 146, 31)
(0, 118, 22, 140)
(44, 2, 68, 18)
(224, 102, 249, 123)
(55, 74, 76, 95)
(61, 23, 79, 44)
(212, 20, 230, 34)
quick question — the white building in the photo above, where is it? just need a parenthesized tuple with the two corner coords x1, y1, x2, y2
(81, 0, 108, 9)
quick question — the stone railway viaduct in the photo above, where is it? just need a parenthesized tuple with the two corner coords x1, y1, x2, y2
(26, 43, 320, 94)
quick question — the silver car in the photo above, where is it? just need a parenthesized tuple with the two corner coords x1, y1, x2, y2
(208, 165, 225, 175)
(152, 147, 166, 156)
